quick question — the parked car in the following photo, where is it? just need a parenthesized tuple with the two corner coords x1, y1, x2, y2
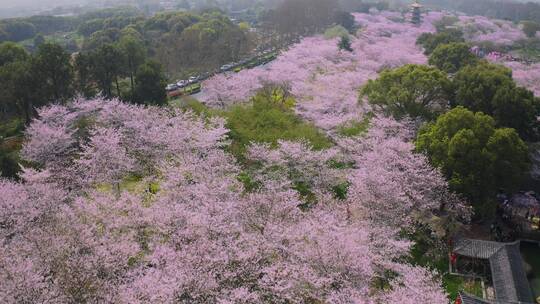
(199, 72, 211, 81)
(166, 84, 178, 91)
(220, 64, 233, 72)
(176, 80, 188, 88)
(188, 76, 199, 84)
(184, 82, 202, 95)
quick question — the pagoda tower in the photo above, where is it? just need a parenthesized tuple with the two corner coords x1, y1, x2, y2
(410, 0, 423, 25)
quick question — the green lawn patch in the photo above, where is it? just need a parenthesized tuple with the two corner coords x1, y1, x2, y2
(337, 114, 373, 137)
(223, 87, 333, 158)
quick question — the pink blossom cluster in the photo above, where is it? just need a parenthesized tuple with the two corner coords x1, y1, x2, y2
(247, 140, 345, 196)
(202, 11, 438, 130)
(21, 96, 229, 190)
(458, 15, 525, 45)
(503, 61, 540, 96)
(0, 97, 463, 303)
(337, 116, 470, 233)
(483, 54, 540, 97)
(459, 17, 540, 97)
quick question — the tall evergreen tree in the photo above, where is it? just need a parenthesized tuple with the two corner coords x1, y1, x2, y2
(118, 30, 146, 102)
(134, 60, 167, 105)
(90, 44, 124, 97)
(338, 35, 353, 52)
(33, 42, 74, 103)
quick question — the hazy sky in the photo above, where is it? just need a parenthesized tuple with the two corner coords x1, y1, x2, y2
(0, 0, 87, 9)
(2, 0, 540, 15)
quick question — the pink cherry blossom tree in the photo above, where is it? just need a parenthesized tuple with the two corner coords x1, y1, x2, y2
(4, 96, 460, 303)
(77, 127, 135, 188)
(0, 9, 488, 303)
(247, 140, 345, 197)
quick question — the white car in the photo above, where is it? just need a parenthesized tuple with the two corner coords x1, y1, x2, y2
(220, 64, 233, 72)
(166, 84, 178, 91)
(176, 80, 188, 88)
(188, 76, 199, 84)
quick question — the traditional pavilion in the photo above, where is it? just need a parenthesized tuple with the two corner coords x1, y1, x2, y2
(452, 239, 535, 304)
(410, 0, 423, 25)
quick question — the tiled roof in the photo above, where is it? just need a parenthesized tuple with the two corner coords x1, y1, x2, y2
(454, 239, 505, 259)
(459, 292, 492, 304)
(489, 242, 534, 303)
(459, 291, 536, 304)
(454, 239, 535, 304)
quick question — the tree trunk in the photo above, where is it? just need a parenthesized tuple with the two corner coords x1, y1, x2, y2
(115, 77, 121, 97)
(23, 99, 33, 125)
(130, 72, 135, 103)
(129, 58, 135, 103)
(115, 182, 121, 199)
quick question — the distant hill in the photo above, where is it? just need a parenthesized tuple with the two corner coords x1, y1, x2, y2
(0, 0, 146, 19)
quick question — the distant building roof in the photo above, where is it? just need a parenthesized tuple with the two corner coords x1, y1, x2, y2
(458, 292, 491, 304)
(454, 239, 506, 259)
(454, 239, 535, 304)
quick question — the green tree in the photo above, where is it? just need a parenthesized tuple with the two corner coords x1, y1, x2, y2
(133, 60, 167, 105)
(453, 62, 539, 139)
(1, 21, 36, 42)
(453, 62, 513, 113)
(360, 64, 451, 120)
(324, 25, 349, 39)
(338, 35, 353, 52)
(0, 27, 8, 42)
(493, 86, 538, 140)
(83, 28, 122, 51)
(416, 107, 529, 215)
(0, 43, 46, 124)
(428, 42, 478, 74)
(33, 34, 45, 48)
(334, 11, 356, 33)
(74, 53, 96, 97)
(522, 21, 540, 38)
(78, 19, 106, 37)
(118, 29, 146, 102)
(0, 63, 20, 116)
(0, 146, 20, 178)
(416, 29, 465, 55)
(156, 12, 249, 72)
(0, 60, 41, 124)
(33, 42, 74, 103)
(0, 42, 29, 66)
(89, 44, 124, 97)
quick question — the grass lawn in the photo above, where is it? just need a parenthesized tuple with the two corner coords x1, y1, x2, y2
(444, 275, 483, 299)
(337, 114, 373, 137)
(97, 175, 159, 197)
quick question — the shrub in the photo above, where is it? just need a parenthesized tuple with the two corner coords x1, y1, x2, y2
(324, 25, 349, 39)
(224, 86, 333, 157)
